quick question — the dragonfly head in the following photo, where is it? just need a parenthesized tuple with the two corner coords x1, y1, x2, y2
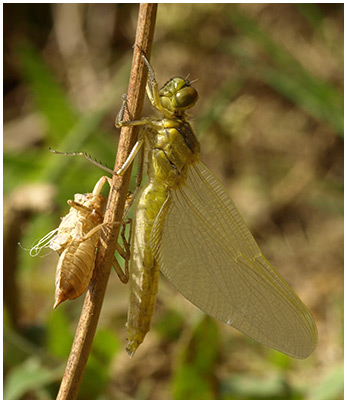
(159, 77, 198, 115)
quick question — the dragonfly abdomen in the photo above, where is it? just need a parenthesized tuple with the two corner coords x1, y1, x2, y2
(126, 122, 200, 356)
(126, 182, 168, 355)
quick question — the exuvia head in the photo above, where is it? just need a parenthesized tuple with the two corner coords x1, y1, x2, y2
(159, 77, 198, 115)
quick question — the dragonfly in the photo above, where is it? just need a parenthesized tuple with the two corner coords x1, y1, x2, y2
(51, 52, 318, 359)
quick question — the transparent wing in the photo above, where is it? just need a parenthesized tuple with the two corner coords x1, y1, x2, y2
(151, 162, 317, 359)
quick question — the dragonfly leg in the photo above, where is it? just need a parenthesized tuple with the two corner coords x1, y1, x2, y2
(121, 143, 144, 218)
(115, 131, 145, 176)
(113, 218, 132, 283)
(115, 92, 156, 128)
(133, 47, 165, 113)
(49, 148, 117, 176)
(141, 53, 175, 117)
(112, 257, 128, 284)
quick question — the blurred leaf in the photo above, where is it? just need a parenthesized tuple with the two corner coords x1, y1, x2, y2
(15, 42, 131, 187)
(78, 329, 121, 399)
(296, 4, 325, 30)
(17, 43, 78, 142)
(4, 327, 35, 369)
(196, 73, 246, 138)
(46, 309, 74, 359)
(155, 308, 185, 342)
(4, 357, 63, 400)
(4, 150, 49, 194)
(226, 7, 344, 136)
(221, 373, 298, 399)
(172, 315, 219, 399)
(4, 325, 50, 362)
(79, 356, 109, 399)
(260, 66, 344, 136)
(173, 365, 215, 400)
(41, 56, 130, 184)
(310, 364, 344, 400)
(266, 349, 292, 369)
(91, 328, 121, 366)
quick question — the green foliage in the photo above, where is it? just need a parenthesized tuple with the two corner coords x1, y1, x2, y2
(155, 308, 185, 342)
(4, 3, 343, 399)
(4, 317, 121, 399)
(8, 41, 129, 190)
(4, 357, 63, 400)
(226, 6, 344, 136)
(4, 150, 48, 193)
(46, 309, 74, 359)
(309, 363, 344, 400)
(266, 349, 292, 369)
(221, 373, 298, 400)
(296, 4, 325, 28)
(17, 43, 78, 142)
(3, 326, 64, 399)
(78, 329, 122, 399)
(171, 315, 219, 399)
(92, 328, 122, 365)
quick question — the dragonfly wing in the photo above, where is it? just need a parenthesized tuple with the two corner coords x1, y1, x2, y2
(151, 162, 317, 359)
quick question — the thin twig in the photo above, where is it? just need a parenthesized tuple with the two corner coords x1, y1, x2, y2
(56, 4, 157, 399)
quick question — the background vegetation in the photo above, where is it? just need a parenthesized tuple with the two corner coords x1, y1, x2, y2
(4, 4, 343, 399)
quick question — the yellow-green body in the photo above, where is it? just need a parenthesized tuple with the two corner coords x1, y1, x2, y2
(117, 54, 317, 358)
(126, 119, 200, 353)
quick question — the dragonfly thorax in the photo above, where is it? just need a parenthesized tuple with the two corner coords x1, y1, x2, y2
(159, 77, 198, 115)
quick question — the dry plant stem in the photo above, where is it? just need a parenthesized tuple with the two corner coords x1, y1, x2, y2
(56, 4, 158, 400)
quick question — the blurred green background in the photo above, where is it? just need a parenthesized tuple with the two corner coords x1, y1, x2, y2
(3, 3, 343, 400)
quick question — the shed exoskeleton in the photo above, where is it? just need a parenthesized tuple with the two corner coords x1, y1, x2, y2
(31, 175, 129, 308)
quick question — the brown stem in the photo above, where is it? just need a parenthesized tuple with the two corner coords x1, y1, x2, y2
(56, 4, 158, 399)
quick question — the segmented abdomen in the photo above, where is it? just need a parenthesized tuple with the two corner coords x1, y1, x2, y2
(54, 211, 103, 308)
(126, 183, 168, 355)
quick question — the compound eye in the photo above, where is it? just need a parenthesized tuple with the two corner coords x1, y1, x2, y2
(159, 77, 198, 112)
(173, 86, 198, 109)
